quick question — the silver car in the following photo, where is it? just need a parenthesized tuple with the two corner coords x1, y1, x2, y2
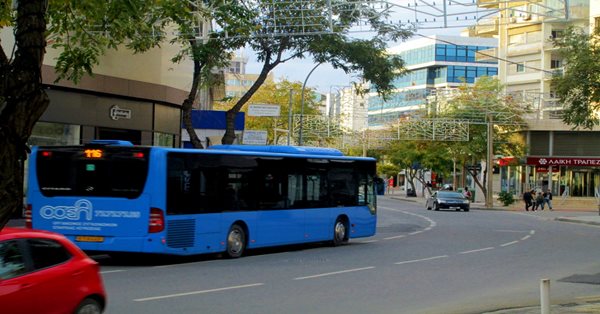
(426, 191, 470, 211)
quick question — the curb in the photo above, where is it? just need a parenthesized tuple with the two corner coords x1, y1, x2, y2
(554, 217, 600, 226)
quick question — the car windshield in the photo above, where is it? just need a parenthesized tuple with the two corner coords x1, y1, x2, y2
(437, 192, 466, 199)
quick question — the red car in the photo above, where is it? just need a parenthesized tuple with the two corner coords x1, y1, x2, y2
(0, 227, 106, 314)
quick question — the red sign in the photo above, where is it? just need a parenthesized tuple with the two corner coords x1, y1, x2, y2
(527, 157, 600, 167)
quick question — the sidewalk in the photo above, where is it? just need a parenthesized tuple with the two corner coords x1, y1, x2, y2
(386, 194, 600, 313)
(386, 194, 600, 226)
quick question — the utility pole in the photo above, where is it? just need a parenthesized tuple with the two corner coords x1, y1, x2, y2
(486, 114, 494, 208)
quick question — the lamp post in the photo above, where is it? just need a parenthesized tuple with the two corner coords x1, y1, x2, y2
(298, 62, 323, 146)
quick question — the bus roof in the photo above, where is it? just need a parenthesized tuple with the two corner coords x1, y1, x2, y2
(209, 145, 345, 157)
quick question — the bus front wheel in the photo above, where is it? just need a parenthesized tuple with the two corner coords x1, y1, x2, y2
(226, 224, 246, 258)
(332, 217, 349, 246)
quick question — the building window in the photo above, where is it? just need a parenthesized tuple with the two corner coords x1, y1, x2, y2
(550, 59, 562, 69)
(516, 63, 525, 73)
(551, 30, 563, 39)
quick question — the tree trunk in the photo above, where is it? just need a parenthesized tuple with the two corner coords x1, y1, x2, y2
(0, 0, 49, 229)
(181, 50, 204, 149)
(222, 56, 278, 144)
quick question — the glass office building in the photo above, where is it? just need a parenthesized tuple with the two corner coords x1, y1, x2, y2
(368, 36, 498, 127)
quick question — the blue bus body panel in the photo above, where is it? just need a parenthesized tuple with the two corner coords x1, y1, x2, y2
(27, 146, 376, 256)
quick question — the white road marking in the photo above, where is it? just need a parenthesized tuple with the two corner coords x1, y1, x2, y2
(395, 255, 448, 265)
(383, 235, 406, 240)
(293, 266, 375, 280)
(459, 247, 494, 254)
(378, 206, 437, 241)
(134, 283, 265, 302)
(357, 239, 379, 243)
(521, 235, 531, 241)
(101, 269, 126, 274)
(500, 241, 519, 247)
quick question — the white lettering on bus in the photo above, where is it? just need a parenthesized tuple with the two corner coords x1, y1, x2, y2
(40, 199, 93, 221)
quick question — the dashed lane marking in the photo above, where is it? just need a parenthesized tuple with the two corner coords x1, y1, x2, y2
(395, 255, 448, 265)
(293, 266, 376, 280)
(459, 247, 494, 254)
(134, 283, 265, 302)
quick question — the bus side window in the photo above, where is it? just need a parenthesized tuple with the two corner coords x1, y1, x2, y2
(329, 169, 358, 207)
(259, 173, 285, 209)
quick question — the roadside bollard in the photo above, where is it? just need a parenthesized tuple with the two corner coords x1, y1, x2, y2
(540, 278, 550, 314)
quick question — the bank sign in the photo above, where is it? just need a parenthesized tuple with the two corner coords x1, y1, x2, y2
(527, 157, 600, 166)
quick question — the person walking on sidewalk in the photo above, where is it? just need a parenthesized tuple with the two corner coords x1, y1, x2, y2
(535, 190, 545, 210)
(544, 189, 553, 210)
(523, 190, 533, 211)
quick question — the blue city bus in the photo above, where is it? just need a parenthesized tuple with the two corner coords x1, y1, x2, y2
(25, 140, 377, 258)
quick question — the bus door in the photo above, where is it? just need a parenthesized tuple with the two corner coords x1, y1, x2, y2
(256, 171, 305, 246)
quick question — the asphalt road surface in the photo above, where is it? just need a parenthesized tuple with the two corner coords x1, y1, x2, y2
(98, 197, 600, 314)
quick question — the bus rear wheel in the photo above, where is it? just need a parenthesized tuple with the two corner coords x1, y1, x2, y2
(226, 224, 246, 258)
(332, 217, 349, 246)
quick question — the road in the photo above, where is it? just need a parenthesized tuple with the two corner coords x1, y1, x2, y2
(98, 197, 600, 314)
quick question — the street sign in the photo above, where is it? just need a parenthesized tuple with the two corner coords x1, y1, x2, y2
(248, 104, 281, 117)
(242, 130, 268, 145)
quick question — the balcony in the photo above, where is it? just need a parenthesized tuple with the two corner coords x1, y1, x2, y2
(507, 43, 541, 57)
(543, 68, 563, 80)
(477, 0, 499, 9)
(474, 18, 499, 36)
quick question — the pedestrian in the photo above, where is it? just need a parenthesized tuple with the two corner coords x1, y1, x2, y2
(523, 190, 533, 211)
(535, 190, 545, 210)
(463, 187, 472, 201)
(544, 189, 553, 210)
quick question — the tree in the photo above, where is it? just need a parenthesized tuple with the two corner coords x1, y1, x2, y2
(221, 0, 413, 144)
(439, 77, 528, 202)
(0, 0, 244, 228)
(214, 79, 321, 144)
(552, 26, 600, 129)
(386, 140, 451, 196)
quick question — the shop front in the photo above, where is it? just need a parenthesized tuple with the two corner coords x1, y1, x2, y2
(526, 157, 600, 197)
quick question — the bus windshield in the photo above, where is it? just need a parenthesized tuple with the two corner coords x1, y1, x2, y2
(35, 146, 150, 199)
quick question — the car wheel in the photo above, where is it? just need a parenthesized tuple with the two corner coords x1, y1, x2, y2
(434, 203, 440, 211)
(426, 203, 431, 210)
(75, 298, 102, 314)
(464, 208, 470, 212)
(226, 224, 246, 258)
(332, 217, 349, 246)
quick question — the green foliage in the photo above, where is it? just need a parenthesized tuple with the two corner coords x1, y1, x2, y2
(498, 191, 515, 206)
(552, 26, 600, 129)
(214, 79, 321, 145)
(440, 77, 528, 164)
(377, 163, 400, 179)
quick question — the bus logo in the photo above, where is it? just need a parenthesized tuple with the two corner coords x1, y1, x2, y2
(40, 199, 93, 221)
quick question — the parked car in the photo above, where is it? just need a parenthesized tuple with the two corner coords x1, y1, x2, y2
(426, 191, 470, 211)
(0, 227, 106, 314)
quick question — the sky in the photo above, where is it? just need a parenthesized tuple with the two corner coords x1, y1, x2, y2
(242, 0, 489, 93)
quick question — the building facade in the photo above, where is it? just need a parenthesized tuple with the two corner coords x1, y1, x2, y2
(224, 53, 274, 99)
(367, 35, 498, 128)
(327, 86, 368, 132)
(474, 0, 599, 198)
(0, 27, 195, 148)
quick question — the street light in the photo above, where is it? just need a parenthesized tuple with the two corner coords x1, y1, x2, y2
(298, 62, 323, 146)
